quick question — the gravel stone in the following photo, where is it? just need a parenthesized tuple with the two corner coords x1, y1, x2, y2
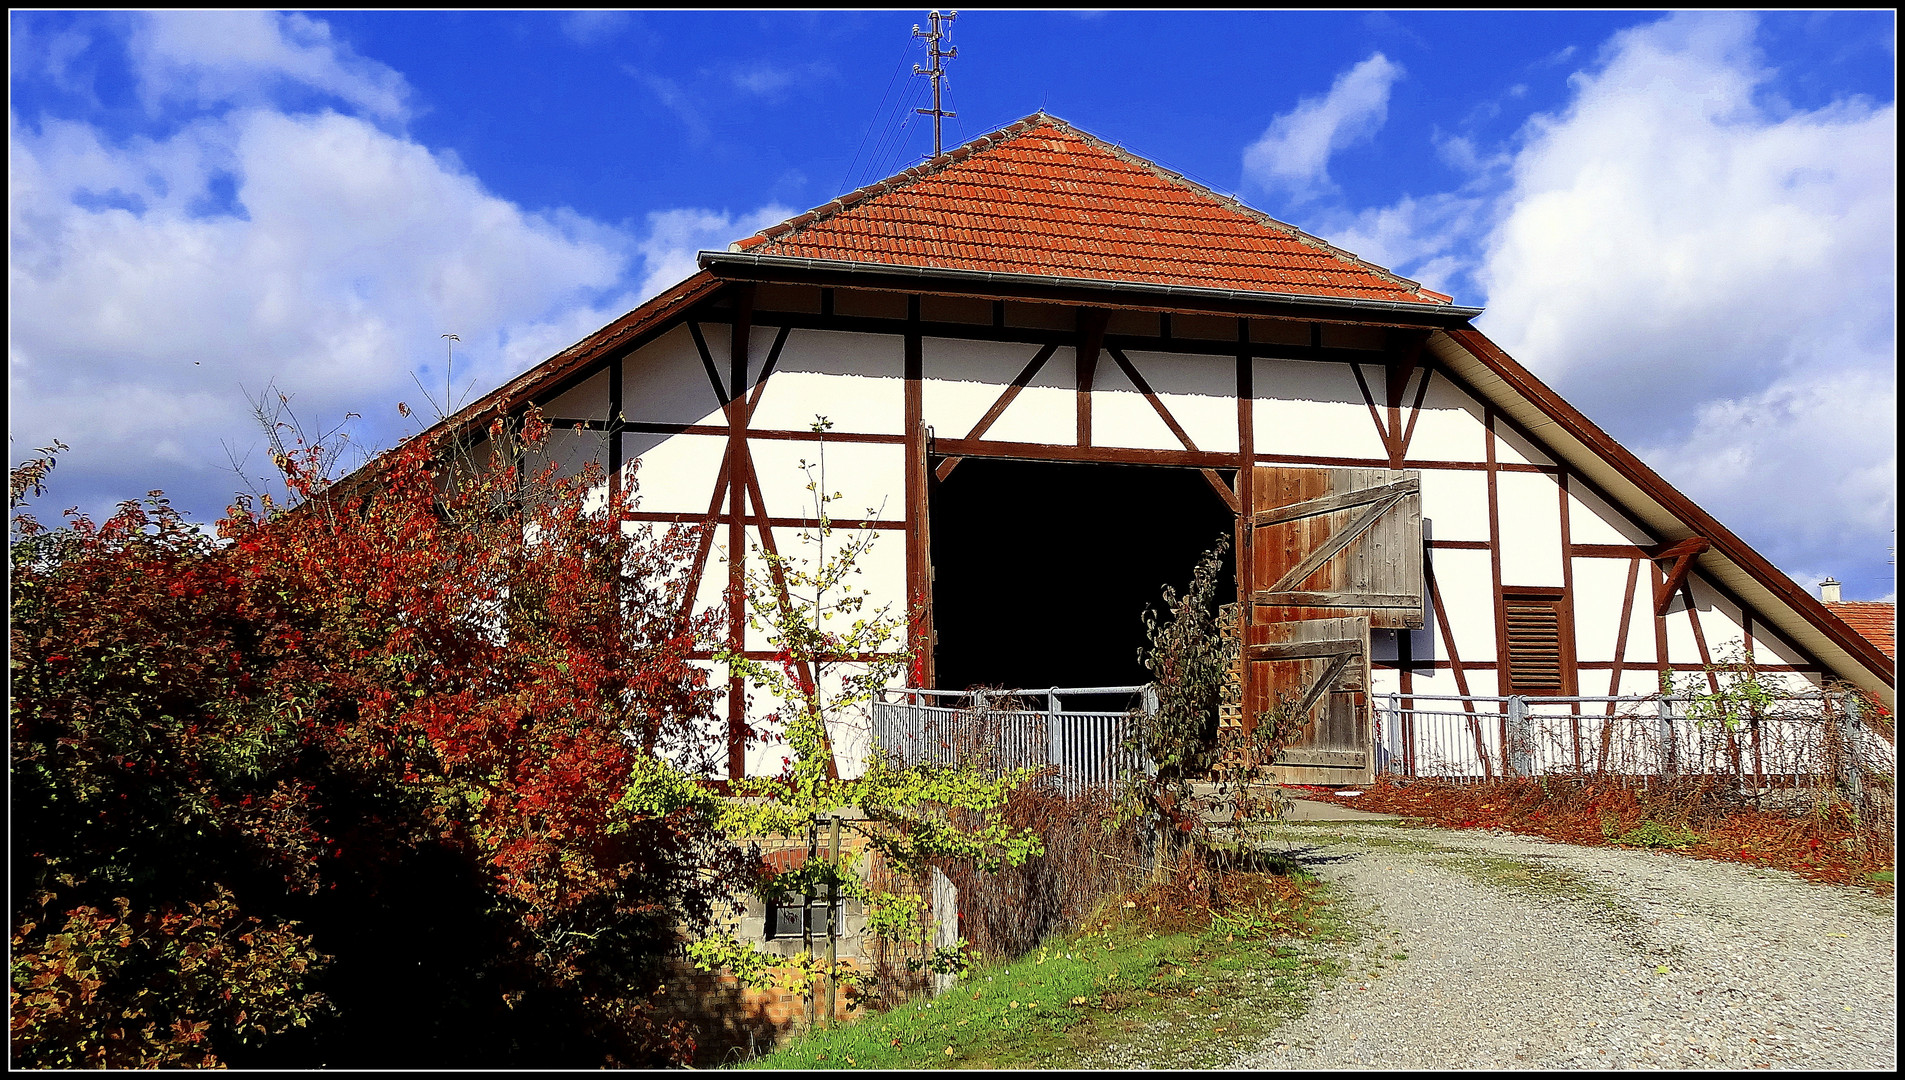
(1228, 821, 1896, 1071)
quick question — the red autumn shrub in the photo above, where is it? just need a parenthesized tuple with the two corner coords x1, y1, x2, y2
(10, 418, 752, 1067)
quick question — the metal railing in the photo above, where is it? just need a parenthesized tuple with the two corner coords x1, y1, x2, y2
(870, 686, 1156, 793)
(1377, 692, 1893, 790)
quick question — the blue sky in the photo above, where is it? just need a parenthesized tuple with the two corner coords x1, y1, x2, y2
(8, 10, 1896, 600)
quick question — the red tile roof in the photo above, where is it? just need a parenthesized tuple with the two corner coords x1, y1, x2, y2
(1828, 601, 1896, 660)
(736, 114, 1451, 306)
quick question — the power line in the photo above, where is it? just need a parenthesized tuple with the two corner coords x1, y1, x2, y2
(838, 41, 914, 196)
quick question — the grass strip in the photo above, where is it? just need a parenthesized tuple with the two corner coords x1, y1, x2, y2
(738, 872, 1337, 1070)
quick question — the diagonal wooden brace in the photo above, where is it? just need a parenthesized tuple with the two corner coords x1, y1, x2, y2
(1650, 537, 1710, 616)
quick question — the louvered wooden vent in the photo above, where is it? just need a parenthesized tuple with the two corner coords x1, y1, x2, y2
(1502, 591, 1572, 695)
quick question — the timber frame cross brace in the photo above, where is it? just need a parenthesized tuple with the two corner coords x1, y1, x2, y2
(1650, 537, 1711, 616)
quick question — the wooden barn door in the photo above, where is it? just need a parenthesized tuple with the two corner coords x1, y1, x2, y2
(1244, 467, 1423, 785)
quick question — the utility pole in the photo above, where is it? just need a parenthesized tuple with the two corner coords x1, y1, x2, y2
(913, 10, 957, 156)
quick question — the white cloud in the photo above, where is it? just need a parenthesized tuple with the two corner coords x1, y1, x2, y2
(8, 107, 631, 521)
(1277, 13, 1895, 598)
(9, 12, 811, 528)
(1478, 13, 1895, 411)
(1316, 190, 1490, 293)
(1471, 12, 1895, 595)
(634, 205, 799, 300)
(129, 11, 410, 121)
(729, 63, 833, 100)
(9, 103, 803, 527)
(1634, 368, 1896, 596)
(561, 11, 632, 47)
(1243, 52, 1403, 202)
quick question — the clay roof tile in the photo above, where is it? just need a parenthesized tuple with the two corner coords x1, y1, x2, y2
(737, 114, 1446, 305)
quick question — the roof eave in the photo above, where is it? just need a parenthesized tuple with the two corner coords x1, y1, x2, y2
(700, 251, 1481, 330)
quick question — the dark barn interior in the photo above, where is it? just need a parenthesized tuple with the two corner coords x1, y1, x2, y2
(928, 459, 1237, 695)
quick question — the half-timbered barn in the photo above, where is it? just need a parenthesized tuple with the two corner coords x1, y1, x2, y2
(410, 114, 1895, 785)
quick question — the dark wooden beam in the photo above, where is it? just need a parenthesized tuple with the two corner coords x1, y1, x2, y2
(724, 284, 754, 779)
(1236, 319, 1256, 736)
(1652, 537, 1710, 617)
(1076, 308, 1107, 447)
(1349, 361, 1392, 460)
(1603, 557, 1642, 724)
(1246, 639, 1362, 661)
(932, 438, 1236, 469)
(687, 320, 730, 407)
(905, 297, 934, 690)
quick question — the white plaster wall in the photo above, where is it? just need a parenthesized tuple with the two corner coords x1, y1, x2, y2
(1678, 578, 1751, 661)
(738, 662, 886, 780)
(1419, 471, 1490, 544)
(983, 353, 1079, 444)
(623, 432, 726, 515)
(734, 523, 908, 652)
(1607, 667, 1669, 697)
(1251, 358, 1387, 460)
(1370, 667, 1401, 699)
(1661, 590, 1713, 673)
(1495, 471, 1565, 587)
(921, 337, 1072, 443)
(1427, 547, 1498, 665)
(690, 536, 730, 623)
(1405, 668, 1471, 699)
(1565, 482, 1655, 546)
(747, 438, 905, 524)
(1091, 360, 1183, 451)
(619, 517, 727, 625)
(1569, 558, 1653, 686)
(541, 367, 611, 421)
(751, 330, 905, 435)
(522, 428, 614, 517)
(1747, 623, 1811, 669)
(1401, 372, 1488, 463)
(1115, 350, 1239, 454)
(619, 324, 732, 430)
(1493, 421, 1556, 467)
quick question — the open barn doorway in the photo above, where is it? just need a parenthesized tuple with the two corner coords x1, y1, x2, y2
(928, 459, 1237, 697)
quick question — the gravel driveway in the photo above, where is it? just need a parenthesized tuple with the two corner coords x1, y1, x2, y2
(1229, 820, 1896, 1070)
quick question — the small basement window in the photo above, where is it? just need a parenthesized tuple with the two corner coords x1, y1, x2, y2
(767, 899, 848, 940)
(1501, 588, 1575, 696)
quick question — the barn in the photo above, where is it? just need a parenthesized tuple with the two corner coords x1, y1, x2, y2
(405, 114, 1894, 786)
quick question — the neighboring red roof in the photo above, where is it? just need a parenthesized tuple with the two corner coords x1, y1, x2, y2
(1828, 601, 1896, 660)
(737, 114, 1451, 306)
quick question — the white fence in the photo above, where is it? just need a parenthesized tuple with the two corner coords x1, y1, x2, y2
(1377, 692, 1893, 790)
(869, 686, 1155, 793)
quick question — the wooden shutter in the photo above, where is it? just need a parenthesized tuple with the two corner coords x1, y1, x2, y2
(1249, 467, 1423, 628)
(1501, 588, 1575, 696)
(1238, 466, 1422, 785)
(1244, 616, 1372, 784)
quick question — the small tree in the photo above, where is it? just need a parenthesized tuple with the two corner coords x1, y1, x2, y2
(650, 417, 1044, 1027)
(1133, 538, 1307, 865)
